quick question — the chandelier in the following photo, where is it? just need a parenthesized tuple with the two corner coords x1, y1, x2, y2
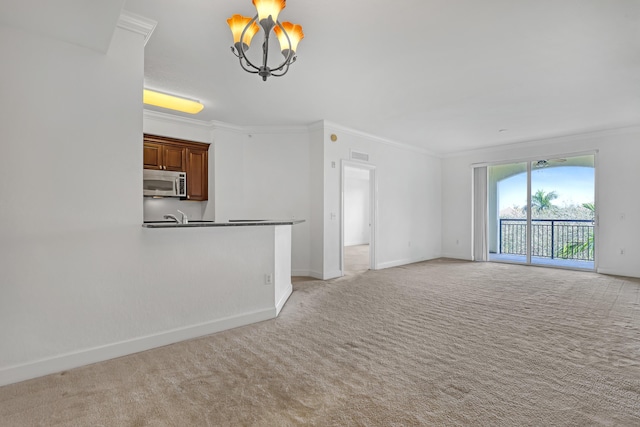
(227, 0, 304, 81)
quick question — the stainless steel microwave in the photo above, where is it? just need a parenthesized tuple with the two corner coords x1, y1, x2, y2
(143, 169, 186, 197)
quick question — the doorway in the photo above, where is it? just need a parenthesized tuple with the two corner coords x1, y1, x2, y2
(341, 162, 376, 276)
(487, 154, 596, 270)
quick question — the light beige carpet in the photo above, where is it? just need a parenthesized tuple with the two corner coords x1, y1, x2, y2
(2, 259, 640, 426)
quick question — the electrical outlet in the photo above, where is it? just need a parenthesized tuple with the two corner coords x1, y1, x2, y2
(265, 274, 273, 285)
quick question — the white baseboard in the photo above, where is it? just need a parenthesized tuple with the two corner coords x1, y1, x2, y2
(0, 308, 275, 387)
(440, 253, 474, 261)
(308, 270, 324, 279)
(275, 284, 293, 315)
(307, 270, 342, 280)
(377, 256, 430, 270)
(596, 267, 640, 279)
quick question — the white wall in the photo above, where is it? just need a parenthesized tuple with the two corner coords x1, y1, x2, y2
(213, 127, 311, 275)
(441, 127, 640, 278)
(321, 122, 442, 278)
(0, 21, 286, 387)
(309, 124, 325, 278)
(274, 225, 293, 314)
(141, 117, 444, 279)
(344, 167, 370, 246)
(0, 23, 144, 378)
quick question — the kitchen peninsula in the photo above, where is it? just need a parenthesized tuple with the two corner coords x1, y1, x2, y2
(142, 219, 304, 323)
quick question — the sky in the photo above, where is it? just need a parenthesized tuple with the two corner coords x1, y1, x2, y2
(498, 166, 595, 210)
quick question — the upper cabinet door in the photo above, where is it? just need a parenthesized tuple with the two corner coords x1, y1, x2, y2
(143, 142, 164, 170)
(186, 148, 208, 201)
(144, 142, 185, 171)
(163, 145, 186, 171)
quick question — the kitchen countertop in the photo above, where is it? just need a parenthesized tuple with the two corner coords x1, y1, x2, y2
(142, 220, 305, 228)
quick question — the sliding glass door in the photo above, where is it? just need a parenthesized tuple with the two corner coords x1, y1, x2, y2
(488, 155, 595, 270)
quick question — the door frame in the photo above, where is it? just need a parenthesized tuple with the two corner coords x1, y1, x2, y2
(340, 160, 378, 276)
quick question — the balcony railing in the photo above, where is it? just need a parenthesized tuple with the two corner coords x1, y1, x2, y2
(499, 219, 594, 261)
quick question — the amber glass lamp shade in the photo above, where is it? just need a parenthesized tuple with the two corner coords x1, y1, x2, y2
(252, 0, 286, 25)
(227, 14, 260, 51)
(274, 22, 304, 57)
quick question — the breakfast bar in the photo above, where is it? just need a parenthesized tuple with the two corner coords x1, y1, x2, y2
(142, 219, 304, 319)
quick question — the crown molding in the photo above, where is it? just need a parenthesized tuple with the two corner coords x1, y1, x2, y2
(118, 11, 157, 46)
(443, 123, 640, 159)
(209, 120, 245, 134)
(143, 109, 212, 129)
(321, 120, 437, 156)
(244, 124, 310, 135)
(307, 121, 325, 132)
(140, 112, 445, 157)
(144, 110, 311, 135)
(211, 120, 309, 135)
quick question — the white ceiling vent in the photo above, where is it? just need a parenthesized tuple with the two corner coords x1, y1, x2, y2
(350, 150, 370, 162)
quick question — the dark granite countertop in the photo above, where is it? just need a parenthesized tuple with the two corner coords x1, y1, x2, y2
(142, 219, 305, 228)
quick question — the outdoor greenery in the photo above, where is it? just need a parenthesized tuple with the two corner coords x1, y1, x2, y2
(557, 202, 595, 259)
(500, 190, 595, 221)
(531, 189, 558, 213)
(499, 190, 595, 261)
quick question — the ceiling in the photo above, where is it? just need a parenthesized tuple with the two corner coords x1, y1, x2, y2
(6, 1, 640, 155)
(0, 0, 125, 52)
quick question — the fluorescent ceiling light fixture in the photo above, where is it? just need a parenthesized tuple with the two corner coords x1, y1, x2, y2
(143, 89, 204, 114)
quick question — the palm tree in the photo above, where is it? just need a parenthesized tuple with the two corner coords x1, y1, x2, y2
(531, 189, 558, 213)
(582, 202, 595, 213)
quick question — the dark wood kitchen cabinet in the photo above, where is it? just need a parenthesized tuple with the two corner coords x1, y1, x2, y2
(186, 147, 208, 201)
(143, 134, 210, 201)
(143, 142, 164, 170)
(144, 140, 185, 171)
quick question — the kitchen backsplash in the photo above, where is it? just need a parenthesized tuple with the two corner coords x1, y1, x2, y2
(143, 197, 204, 222)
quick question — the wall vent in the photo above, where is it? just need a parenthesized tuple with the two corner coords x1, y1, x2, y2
(350, 150, 370, 162)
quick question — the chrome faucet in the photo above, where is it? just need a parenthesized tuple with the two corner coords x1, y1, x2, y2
(163, 210, 188, 224)
(163, 214, 179, 223)
(177, 210, 189, 224)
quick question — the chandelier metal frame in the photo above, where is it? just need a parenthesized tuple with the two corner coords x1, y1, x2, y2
(230, 15, 296, 81)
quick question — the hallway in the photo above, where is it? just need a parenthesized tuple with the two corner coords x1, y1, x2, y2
(344, 244, 370, 275)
